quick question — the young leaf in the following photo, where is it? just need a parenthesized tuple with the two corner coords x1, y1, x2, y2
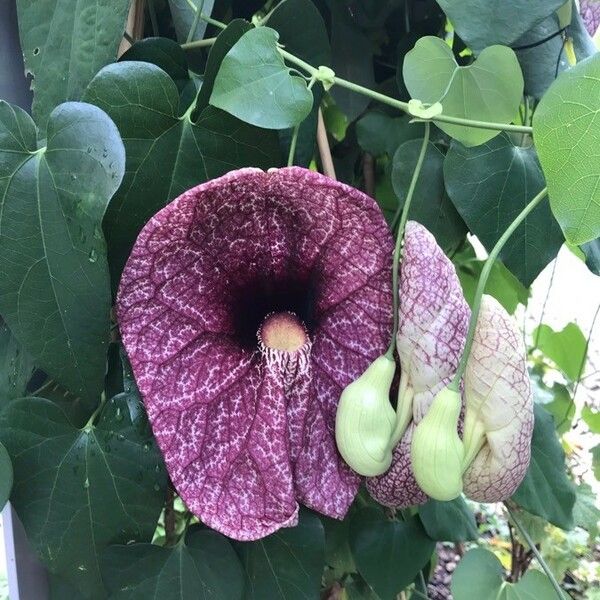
(234, 509, 325, 600)
(83, 61, 279, 284)
(15, 0, 130, 130)
(101, 527, 244, 599)
(533, 322, 587, 382)
(418, 498, 479, 542)
(444, 134, 563, 286)
(349, 507, 435, 600)
(0, 101, 124, 405)
(0, 319, 35, 404)
(511, 405, 577, 530)
(403, 37, 524, 146)
(210, 27, 313, 129)
(0, 441, 12, 511)
(533, 54, 600, 245)
(0, 393, 168, 597)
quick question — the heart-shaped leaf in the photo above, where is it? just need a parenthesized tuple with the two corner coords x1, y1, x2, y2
(403, 37, 524, 147)
(512, 405, 577, 530)
(434, 0, 565, 53)
(0, 392, 168, 598)
(0, 441, 12, 511)
(349, 507, 435, 600)
(0, 319, 35, 404)
(210, 27, 313, 129)
(15, 0, 130, 130)
(533, 54, 600, 245)
(418, 497, 478, 542)
(451, 548, 557, 600)
(83, 60, 279, 283)
(0, 101, 124, 404)
(234, 509, 325, 600)
(444, 133, 564, 286)
(102, 527, 244, 599)
(533, 322, 587, 382)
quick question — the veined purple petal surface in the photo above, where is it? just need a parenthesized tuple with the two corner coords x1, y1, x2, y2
(580, 0, 600, 35)
(462, 295, 533, 502)
(367, 221, 470, 508)
(117, 167, 393, 540)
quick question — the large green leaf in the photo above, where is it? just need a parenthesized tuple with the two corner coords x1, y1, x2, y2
(391, 139, 467, 250)
(512, 405, 577, 530)
(101, 527, 244, 599)
(0, 319, 35, 404)
(84, 60, 279, 284)
(444, 134, 563, 286)
(356, 111, 426, 158)
(435, 0, 565, 53)
(451, 548, 557, 600)
(234, 509, 325, 600)
(0, 393, 168, 598)
(210, 27, 313, 129)
(0, 101, 124, 404)
(16, 0, 130, 130)
(533, 322, 587, 382)
(533, 54, 600, 245)
(402, 37, 524, 146)
(418, 497, 478, 542)
(0, 441, 12, 511)
(349, 507, 435, 600)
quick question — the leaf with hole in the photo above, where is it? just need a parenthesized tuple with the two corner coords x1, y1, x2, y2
(533, 54, 600, 244)
(403, 37, 524, 147)
(210, 27, 313, 129)
(0, 393, 168, 598)
(444, 134, 563, 286)
(0, 101, 124, 405)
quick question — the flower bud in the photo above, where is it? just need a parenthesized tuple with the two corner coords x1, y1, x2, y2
(411, 386, 464, 501)
(335, 355, 396, 476)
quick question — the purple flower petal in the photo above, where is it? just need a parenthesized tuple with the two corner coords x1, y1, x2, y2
(117, 167, 393, 540)
(462, 295, 533, 502)
(367, 222, 469, 508)
(580, 0, 600, 36)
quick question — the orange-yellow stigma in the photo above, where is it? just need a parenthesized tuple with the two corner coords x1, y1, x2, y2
(259, 312, 308, 352)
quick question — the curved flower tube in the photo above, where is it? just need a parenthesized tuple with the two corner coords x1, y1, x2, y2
(367, 221, 470, 508)
(117, 167, 393, 541)
(462, 294, 534, 501)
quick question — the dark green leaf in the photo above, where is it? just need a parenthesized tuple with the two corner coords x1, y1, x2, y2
(0, 393, 168, 598)
(356, 111, 425, 157)
(391, 139, 467, 250)
(349, 507, 435, 600)
(235, 509, 325, 600)
(435, 0, 564, 52)
(0, 319, 35, 404)
(268, 0, 331, 66)
(168, 0, 215, 43)
(49, 574, 87, 600)
(581, 238, 600, 276)
(444, 134, 563, 286)
(533, 322, 587, 381)
(512, 405, 577, 530)
(403, 37, 523, 146)
(84, 61, 279, 283)
(451, 547, 557, 600)
(101, 527, 244, 599)
(533, 54, 600, 245)
(418, 497, 478, 542)
(582, 405, 600, 433)
(16, 0, 130, 129)
(210, 27, 313, 129)
(0, 101, 124, 404)
(0, 441, 12, 510)
(323, 514, 356, 576)
(330, 0, 375, 122)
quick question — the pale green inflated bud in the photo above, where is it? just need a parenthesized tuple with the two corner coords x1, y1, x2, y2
(335, 355, 396, 477)
(411, 386, 464, 501)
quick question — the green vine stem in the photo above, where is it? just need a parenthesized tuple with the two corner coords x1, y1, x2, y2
(505, 504, 566, 600)
(186, 0, 206, 43)
(385, 122, 430, 359)
(448, 187, 548, 391)
(287, 77, 317, 166)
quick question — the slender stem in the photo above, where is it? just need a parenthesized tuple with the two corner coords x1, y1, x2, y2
(83, 393, 106, 430)
(186, 0, 205, 43)
(506, 505, 566, 599)
(317, 108, 336, 179)
(449, 187, 548, 390)
(386, 123, 430, 359)
(533, 257, 558, 350)
(181, 36, 217, 50)
(287, 77, 316, 166)
(418, 571, 429, 599)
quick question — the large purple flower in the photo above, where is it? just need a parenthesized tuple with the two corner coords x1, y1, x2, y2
(117, 167, 393, 540)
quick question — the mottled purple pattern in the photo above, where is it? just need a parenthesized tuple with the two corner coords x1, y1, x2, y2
(580, 0, 600, 35)
(367, 222, 470, 508)
(462, 295, 533, 502)
(117, 167, 393, 540)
